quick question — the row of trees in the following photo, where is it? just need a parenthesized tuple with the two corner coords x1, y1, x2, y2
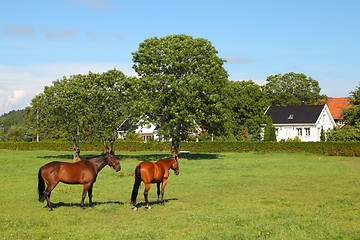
(26, 34, 327, 159)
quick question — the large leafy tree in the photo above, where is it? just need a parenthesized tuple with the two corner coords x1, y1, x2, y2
(132, 34, 229, 158)
(28, 74, 89, 160)
(262, 72, 326, 106)
(84, 69, 133, 149)
(27, 70, 132, 160)
(226, 80, 268, 141)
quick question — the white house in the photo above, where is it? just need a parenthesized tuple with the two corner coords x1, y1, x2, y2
(117, 120, 201, 142)
(117, 120, 160, 142)
(263, 104, 336, 142)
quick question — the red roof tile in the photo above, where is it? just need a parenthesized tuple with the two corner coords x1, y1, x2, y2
(327, 98, 352, 119)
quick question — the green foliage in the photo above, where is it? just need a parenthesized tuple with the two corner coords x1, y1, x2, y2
(225, 80, 268, 140)
(263, 116, 276, 141)
(26, 70, 133, 150)
(0, 109, 26, 133)
(132, 34, 229, 155)
(262, 72, 326, 106)
(326, 125, 360, 141)
(1, 141, 360, 156)
(342, 85, 360, 126)
(320, 127, 326, 141)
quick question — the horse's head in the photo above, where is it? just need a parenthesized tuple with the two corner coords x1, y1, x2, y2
(171, 158, 180, 175)
(105, 148, 121, 172)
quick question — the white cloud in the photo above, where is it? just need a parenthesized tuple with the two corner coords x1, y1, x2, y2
(225, 56, 263, 64)
(7, 90, 25, 104)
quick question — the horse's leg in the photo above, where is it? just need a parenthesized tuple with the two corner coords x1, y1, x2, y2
(157, 182, 161, 203)
(160, 179, 168, 205)
(44, 182, 58, 211)
(80, 182, 91, 210)
(144, 183, 151, 209)
(88, 183, 94, 207)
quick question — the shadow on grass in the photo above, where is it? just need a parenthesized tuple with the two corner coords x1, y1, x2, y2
(37, 153, 223, 162)
(37, 153, 109, 161)
(118, 153, 222, 161)
(134, 198, 178, 209)
(47, 200, 124, 210)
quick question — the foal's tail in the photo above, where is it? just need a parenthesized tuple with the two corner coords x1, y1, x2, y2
(131, 166, 141, 206)
(38, 167, 46, 202)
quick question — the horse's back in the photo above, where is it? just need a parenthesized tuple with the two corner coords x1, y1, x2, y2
(138, 161, 167, 183)
(42, 161, 95, 184)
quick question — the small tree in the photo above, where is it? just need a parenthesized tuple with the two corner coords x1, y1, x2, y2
(320, 127, 326, 141)
(263, 116, 276, 141)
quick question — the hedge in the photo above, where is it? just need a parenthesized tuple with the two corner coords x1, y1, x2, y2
(0, 141, 359, 156)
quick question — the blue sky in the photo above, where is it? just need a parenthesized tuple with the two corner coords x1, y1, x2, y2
(1, 0, 359, 115)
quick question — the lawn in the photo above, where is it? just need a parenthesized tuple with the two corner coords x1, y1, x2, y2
(0, 150, 359, 239)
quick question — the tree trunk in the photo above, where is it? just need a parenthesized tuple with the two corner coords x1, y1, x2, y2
(72, 134, 81, 161)
(73, 146, 81, 162)
(171, 138, 179, 160)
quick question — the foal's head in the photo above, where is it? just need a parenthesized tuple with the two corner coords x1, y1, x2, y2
(105, 148, 121, 172)
(171, 158, 180, 175)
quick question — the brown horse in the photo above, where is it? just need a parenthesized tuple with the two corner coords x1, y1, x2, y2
(38, 149, 121, 211)
(131, 157, 179, 210)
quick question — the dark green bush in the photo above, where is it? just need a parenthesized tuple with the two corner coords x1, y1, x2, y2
(0, 141, 359, 156)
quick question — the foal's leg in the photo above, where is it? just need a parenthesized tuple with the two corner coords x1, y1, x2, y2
(144, 183, 151, 209)
(88, 183, 94, 207)
(160, 179, 168, 205)
(80, 182, 91, 210)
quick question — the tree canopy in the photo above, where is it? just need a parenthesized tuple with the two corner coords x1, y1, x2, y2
(225, 80, 268, 140)
(262, 72, 326, 106)
(132, 34, 229, 157)
(342, 85, 360, 126)
(27, 69, 132, 160)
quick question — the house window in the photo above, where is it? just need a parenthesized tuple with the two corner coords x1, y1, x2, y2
(305, 128, 310, 136)
(275, 128, 279, 136)
(297, 128, 302, 136)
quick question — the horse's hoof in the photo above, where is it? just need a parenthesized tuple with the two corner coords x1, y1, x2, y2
(146, 206, 152, 210)
(133, 207, 138, 211)
(48, 207, 53, 211)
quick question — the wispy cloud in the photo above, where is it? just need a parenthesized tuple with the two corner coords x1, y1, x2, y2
(113, 33, 126, 41)
(71, 0, 113, 10)
(42, 28, 77, 40)
(4, 25, 34, 37)
(225, 56, 263, 64)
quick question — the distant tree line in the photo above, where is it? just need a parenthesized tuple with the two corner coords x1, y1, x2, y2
(5, 34, 356, 157)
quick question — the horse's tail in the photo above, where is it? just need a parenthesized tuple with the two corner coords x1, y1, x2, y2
(131, 166, 141, 205)
(38, 166, 46, 202)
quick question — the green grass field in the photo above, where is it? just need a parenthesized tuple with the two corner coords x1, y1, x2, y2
(0, 150, 359, 239)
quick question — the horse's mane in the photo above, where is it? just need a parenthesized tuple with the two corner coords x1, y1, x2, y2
(82, 153, 106, 161)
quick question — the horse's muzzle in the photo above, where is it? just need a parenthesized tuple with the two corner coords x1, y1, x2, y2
(114, 164, 121, 172)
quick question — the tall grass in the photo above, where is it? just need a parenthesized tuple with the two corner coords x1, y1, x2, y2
(0, 150, 359, 239)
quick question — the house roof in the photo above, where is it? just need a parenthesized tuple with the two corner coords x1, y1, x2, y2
(326, 97, 351, 120)
(119, 120, 132, 131)
(265, 105, 325, 124)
